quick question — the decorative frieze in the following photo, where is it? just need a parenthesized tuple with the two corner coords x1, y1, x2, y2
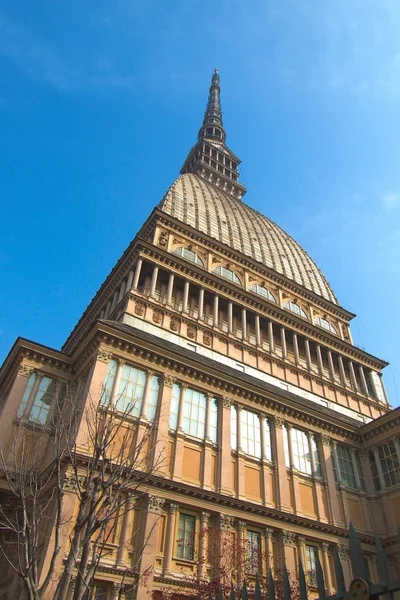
(147, 495, 165, 514)
(282, 530, 296, 546)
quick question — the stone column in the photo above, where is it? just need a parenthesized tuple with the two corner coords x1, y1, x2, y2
(281, 531, 297, 574)
(116, 493, 134, 567)
(271, 416, 291, 511)
(110, 360, 124, 407)
(348, 361, 358, 391)
(280, 327, 287, 359)
(286, 423, 295, 469)
(153, 373, 175, 475)
(322, 543, 332, 594)
(214, 294, 219, 326)
(373, 447, 387, 490)
(297, 535, 306, 571)
(140, 371, 154, 420)
(350, 449, 361, 489)
(163, 503, 178, 575)
(242, 308, 247, 340)
(265, 528, 273, 573)
(255, 314, 261, 346)
(198, 512, 210, 579)
(327, 351, 335, 381)
(137, 495, 165, 600)
(111, 583, 122, 600)
(117, 280, 126, 304)
(198, 287, 205, 320)
(316, 344, 324, 377)
(228, 301, 233, 334)
(177, 384, 187, 432)
(293, 333, 300, 365)
(132, 257, 143, 290)
(359, 366, 369, 395)
(166, 273, 175, 305)
(337, 356, 347, 387)
(304, 339, 312, 371)
(183, 280, 190, 313)
(149, 265, 159, 298)
(203, 395, 214, 489)
(320, 434, 342, 525)
(337, 544, 352, 588)
(219, 398, 232, 493)
(237, 520, 246, 585)
(268, 321, 275, 353)
(126, 267, 134, 291)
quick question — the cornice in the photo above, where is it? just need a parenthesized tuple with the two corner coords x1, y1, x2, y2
(92, 321, 365, 440)
(361, 407, 400, 440)
(137, 238, 387, 371)
(152, 210, 355, 321)
(124, 292, 386, 415)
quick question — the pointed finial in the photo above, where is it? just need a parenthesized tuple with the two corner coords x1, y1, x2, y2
(198, 69, 226, 142)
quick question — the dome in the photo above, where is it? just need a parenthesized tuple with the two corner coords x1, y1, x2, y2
(159, 173, 337, 304)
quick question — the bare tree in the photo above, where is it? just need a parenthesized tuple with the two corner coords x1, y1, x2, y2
(0, 379, 163, 600)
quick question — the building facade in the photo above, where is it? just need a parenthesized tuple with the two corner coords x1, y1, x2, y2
(1, 70, 400, 600)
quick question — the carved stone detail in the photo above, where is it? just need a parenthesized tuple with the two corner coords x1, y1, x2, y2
(237, 520, 246, 532)
(297, 535, 306, 546)
(272, 414, 285, 429)
(322, 543, 330, 553)
(158, 230, 168, 249)
(321, 433, 331, 446)
(187, 326, 196, 340)
(222, 396, 232, 408)
(219, 514, 235, 531)
(153, 310, 163, 324)
(201, 512, 210, 523)
(134, 302, 145, 316)
(282, 530, 296, 546)
(163, 373, 176, 388)
(18, 363, 35, 377)
(170, 319, 179, 332)
(147, 495, 165, 514)
(97, 346, 113, 363)
(265, 527, 274, 539)
(169, 503, 179, 514)
(203, 333, 212, 346)
(338, 544, 349, 559)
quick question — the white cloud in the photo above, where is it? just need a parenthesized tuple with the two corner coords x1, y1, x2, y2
(382, 191, 400, 210)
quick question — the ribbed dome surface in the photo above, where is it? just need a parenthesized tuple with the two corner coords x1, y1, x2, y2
(159, 173, 337, 304)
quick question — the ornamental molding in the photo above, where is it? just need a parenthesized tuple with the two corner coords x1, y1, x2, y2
(321, 433, 331, 446)
(96, 346, 113, 364)
(282, 530, 296, 546)
(265, 527, 274, 538)
(163, 373, 176, 388)
(219, 514, 235, 531)
(338, 544, 349, 559)
(201, 511, 210, 523)
(18, 363, 35, 377)
(222, 396, 233, 408)
(147, 495, 165, 514)
(169, 503, 179, 514)
(272, 415, 285, 429)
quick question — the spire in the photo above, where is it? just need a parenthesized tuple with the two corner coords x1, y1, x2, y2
(198, 69, 226, 142)
(180, 69, 246, 200)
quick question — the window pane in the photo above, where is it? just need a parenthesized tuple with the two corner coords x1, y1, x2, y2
(306, 545, 318, 586)
(102, 359, 117, 406)
(246, 530, 261, 574)
(231, 405, 237, 449)
(18, 373, 36, 418)
(378, 441, 400, 488)
(182, 388, 207, 440)
(241, 409, 261, 458)
(250, 284, 276, 302)
(146, 375, 160, 421)
(336, 445, 356, 489)
(30, 376, 56, 424)
(176, 514, 196, 560)
(284, 301, 308, 319)
(116, 365, 146, 414)
(169, 384, 181, 430)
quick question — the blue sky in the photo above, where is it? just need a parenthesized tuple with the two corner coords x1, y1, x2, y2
(1, 0, 400, 406)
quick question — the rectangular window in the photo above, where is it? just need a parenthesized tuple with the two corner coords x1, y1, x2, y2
(169, 383, 181, 430)
(18, 373, 57, 425)
(283, 425, 321, 476)
(231, 405, 237, 450)
(209, 398, 218, 444)
(183, 388, 206, 439)
(378, 441, 400, 488)
(305, 545, 318, 586)
(116, 364, 146, 415)
(355, 452, 366, 490)
(146, 375, 160, 421)
(336, 445, 356, 489)
(176, 514, 195, 560)
(241, 409, 261, 458)
(246, 530, 261, 574)
(102, 359, 117, 405)
(264, 419, 272, 461)
(368, 450, 381, 491)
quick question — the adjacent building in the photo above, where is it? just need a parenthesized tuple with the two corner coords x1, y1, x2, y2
(1, 70, 400, 600)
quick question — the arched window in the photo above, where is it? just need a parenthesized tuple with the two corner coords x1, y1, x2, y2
(284, 301, 308, 319)
(250, 284, 276, 302)
(173, 246, 204, 267)
(315, 317, 337, 335)
(213, 266, 241, 284)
